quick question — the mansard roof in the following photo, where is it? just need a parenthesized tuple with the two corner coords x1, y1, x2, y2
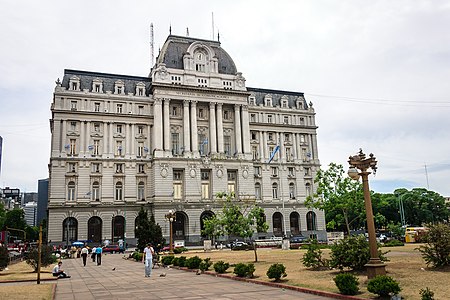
(247, 87, 309, 109)
(61, 69, 151, 95)
(156, 35, 237, 75)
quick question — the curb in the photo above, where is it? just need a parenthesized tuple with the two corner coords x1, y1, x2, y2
(175, 267, 365, 300)
(0, 278, 58, 284)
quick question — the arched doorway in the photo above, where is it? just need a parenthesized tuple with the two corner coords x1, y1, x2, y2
(62, 217, 78, 244)
(200, 211, 215, 238)
(88, 216, 102, 243)
(112, 215, 125, 242)
(306, 211, 317, 231)
(272, 212, 283, 237)
(290, 212, 300, 235)
(173, 212, 188, 240)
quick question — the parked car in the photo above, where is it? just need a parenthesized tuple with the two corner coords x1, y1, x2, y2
(226, 241, 248, 248)
(102, 244, 122, 254)
(289, 235, 307, 243)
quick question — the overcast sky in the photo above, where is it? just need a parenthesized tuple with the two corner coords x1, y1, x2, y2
(1, 0, 450, 196)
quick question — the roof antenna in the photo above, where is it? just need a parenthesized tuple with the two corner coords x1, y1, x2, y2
(186, 27, 189, 37)
(217, 30, 220, 42)
(169, 24, 172, 35)
(211, 12, 215, 40)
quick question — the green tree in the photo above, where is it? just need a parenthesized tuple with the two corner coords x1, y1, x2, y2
(135, 208, 164, 252)
(3, 209, 27, 231)
(418, 223, 450, 268)
(25, 245, 55, 272)
(0, 202, 6, 230)
(306, 163, 364, 234)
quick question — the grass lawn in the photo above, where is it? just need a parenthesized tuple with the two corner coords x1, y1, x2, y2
(178, 243, 448, 300)
(0, 260, 54, 300)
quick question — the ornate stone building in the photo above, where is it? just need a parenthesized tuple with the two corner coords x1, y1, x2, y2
(47, 35, 325, 245)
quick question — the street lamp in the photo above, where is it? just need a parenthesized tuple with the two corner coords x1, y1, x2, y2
(348, 149, 386, 279)
(165, 210, 176, 254)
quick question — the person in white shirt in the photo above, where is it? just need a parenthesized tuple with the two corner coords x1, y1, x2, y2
(81, 245, 89, 266)
(142, 243, 155, 278)
(52, 261, 70, 278)
(91, 246, 97, 262)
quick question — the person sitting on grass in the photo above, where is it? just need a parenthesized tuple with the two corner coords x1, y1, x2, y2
(52, 261, 71, 278)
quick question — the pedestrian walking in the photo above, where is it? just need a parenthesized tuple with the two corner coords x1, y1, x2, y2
(81, 245, 88, 266)
(96, 245, 103, 265)
(142, 243, 154, 277)
(91, 246, 97, 262)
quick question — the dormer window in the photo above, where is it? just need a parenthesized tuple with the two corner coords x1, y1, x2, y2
(114, 80, 125, 95)
(92, 78, 103, 93)
(71, 82, 78, 90)
(69, 76, 80, 91)
(264, 95, 273, 107)
(194, 50, 207, 73)
(249, 97, 256, 106)
(136, 82, 146, 96)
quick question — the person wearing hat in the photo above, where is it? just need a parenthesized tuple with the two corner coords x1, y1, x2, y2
(142, 243, 155, 277)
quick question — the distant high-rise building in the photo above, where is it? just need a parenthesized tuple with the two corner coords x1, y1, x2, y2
(24, 202, 38, 227)
(23, 192, 38, 205)
(37, 178, 49, 225)
(0, 136, 3, 176)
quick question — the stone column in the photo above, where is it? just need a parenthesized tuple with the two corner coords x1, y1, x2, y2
(234, 105, 242, 154)
(183, 100, 191, 152)
(86, 121, 90, 155)
(61, 120, 67, 153)
(131, 124, 135, 156)
(153, 98, 163, 151)
(80, 120, 85, 155)
(262, 131, 268, 160)
(216, 103, 224, 153)
(126, 123, 131, 156)
(163, 98, 170, 152)
(109, 122, 114, 155)
(259, 131, 264, 161)
(190, 101, 198, 155)
(241, 105, 250, 154)
(278, 132, 284, 161)
(292, 133, 297, 160)
(103, 122, 108, 154)
(312, 134, 319, 161)
(209, 102, 217, 154)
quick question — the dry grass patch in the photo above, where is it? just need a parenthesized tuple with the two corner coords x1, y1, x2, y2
(179, 244, 448, 300)
(0, 284, 53, 300)
(0, 261, 53, 281)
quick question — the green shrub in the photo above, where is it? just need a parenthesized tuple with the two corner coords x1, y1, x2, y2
(266, 263, 287, 281)
(233, 263, 254, 277)
(173, 247, 188, 254)
(419, 287, 435, 300)
(161, 255, 174, 266)
(172, 257, 180, 266)
(383, 239, 404, 247)
(25, 245, 56, 272)
(213, 260, 229, 273)
(132, 252, 143, 261)
(418, 223, 450, 267)
(0, 246, 8, 270)
(185, 256, 202, 269)
(302, 239, 329, 269)
(367, 275, 401, 297)
(333, 273, 359, 295)
(177, 256, 187, 267)
(330, 235, 388, 270)
(199, 258, 212, 272)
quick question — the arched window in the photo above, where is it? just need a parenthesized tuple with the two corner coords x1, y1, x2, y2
(255, 183, 261, 200)
(67, 181, 76, 201)
(137, 181, 145, 201)
(62, 217, 78, 243)
(290, 212, 300, 235)
(92, 181, 100, 201)
(272, 183, 278, 199)
(174, 212, 188, 239)
(272, 212, 283, 236)
(88, 216, 102, 243)
(289, 183, 295, 199)
(115, 182, 123, 201)
(306, 211, 317, 231)
(112, 215, 125, 242)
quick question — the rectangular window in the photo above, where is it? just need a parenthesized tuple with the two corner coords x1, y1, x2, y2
(116, 124, 122, 134)
(138, 105, 144, 115)
(116, 104, 123, 113)
(93, 140, 100, 156)
(69, 139, 76, 155)
(251, 131, 257, 140)
(172, 133, 180, 155)
(94, 102, 100, 112)
(300, 134, 306, 144)
(92, 163, 101, 173)
(224, 136, 231, 155)
(227, 170, 237, 194)
(171, 106, 178, 116)
(250, 114, 256, 122)
(268, 133, 273, 141)
(93, 123, 100, 132)
(271, 167, 278, 177)
(254, 166, 261, 176)
(252, 146, 259, 160)
(137, 142, 144, 157)
(198, 134, 207, 156)
(284, 133, 290, 142)
(173, 170, 183, 200)
(115, 163, 124, 173)
(70, 121, 77, 131)
(116, 141, 123, 156)
(286, 147, 292, 161)
(95, 84, 100, 93)
(71, 101, 77, 110)
(137, 164, 145, 174)
(117, 87, 122, 94)
(201, 170, 210, 199)
(198, 108, 204, 119)
(283, 116, 289, 124)
(68, 163, 76, 173)
(304, 167, 311, 176)
(267, 115, 273, 123)
(255, 184, 261, 200)
(138, 88, 144, 96)
(223, 110, 229, 120)
(288, 167, 295, 177)
(138, 125, 144, 134)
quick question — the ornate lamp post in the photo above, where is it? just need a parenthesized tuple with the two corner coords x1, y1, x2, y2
(348, 149, 386, 279)
(165, 210, 176, 254)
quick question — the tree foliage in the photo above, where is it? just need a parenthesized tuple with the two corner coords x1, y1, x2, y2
(25, 245, 55, 272)
(306, 163, 364, 234)
(418, 223, 450, 268)
(135, 208, 164, 252)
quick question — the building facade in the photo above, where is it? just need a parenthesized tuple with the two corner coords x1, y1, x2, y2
(24, 201, 38, 227)
(47, 35, 325, 245)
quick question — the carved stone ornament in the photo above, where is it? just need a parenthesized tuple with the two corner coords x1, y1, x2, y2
(160, 163, 169, 178)
(190, 168, 196, 178)
(156, 63, 168, 80)
(217, 169, 223, 178)
(242, 169, 249, 179)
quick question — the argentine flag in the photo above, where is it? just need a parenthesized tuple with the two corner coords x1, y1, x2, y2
(267, 145, 280, 164)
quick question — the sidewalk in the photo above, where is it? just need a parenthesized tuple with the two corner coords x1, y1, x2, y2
(55, 253, 331, 299)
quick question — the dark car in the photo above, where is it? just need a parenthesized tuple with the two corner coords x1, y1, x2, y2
(102, 244, 122, 254)
(290, 235, 307, 243)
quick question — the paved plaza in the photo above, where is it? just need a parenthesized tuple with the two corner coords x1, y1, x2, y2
(54, 253, 331, 299)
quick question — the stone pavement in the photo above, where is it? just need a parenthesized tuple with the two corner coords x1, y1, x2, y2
(55, 253, 332, 300)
